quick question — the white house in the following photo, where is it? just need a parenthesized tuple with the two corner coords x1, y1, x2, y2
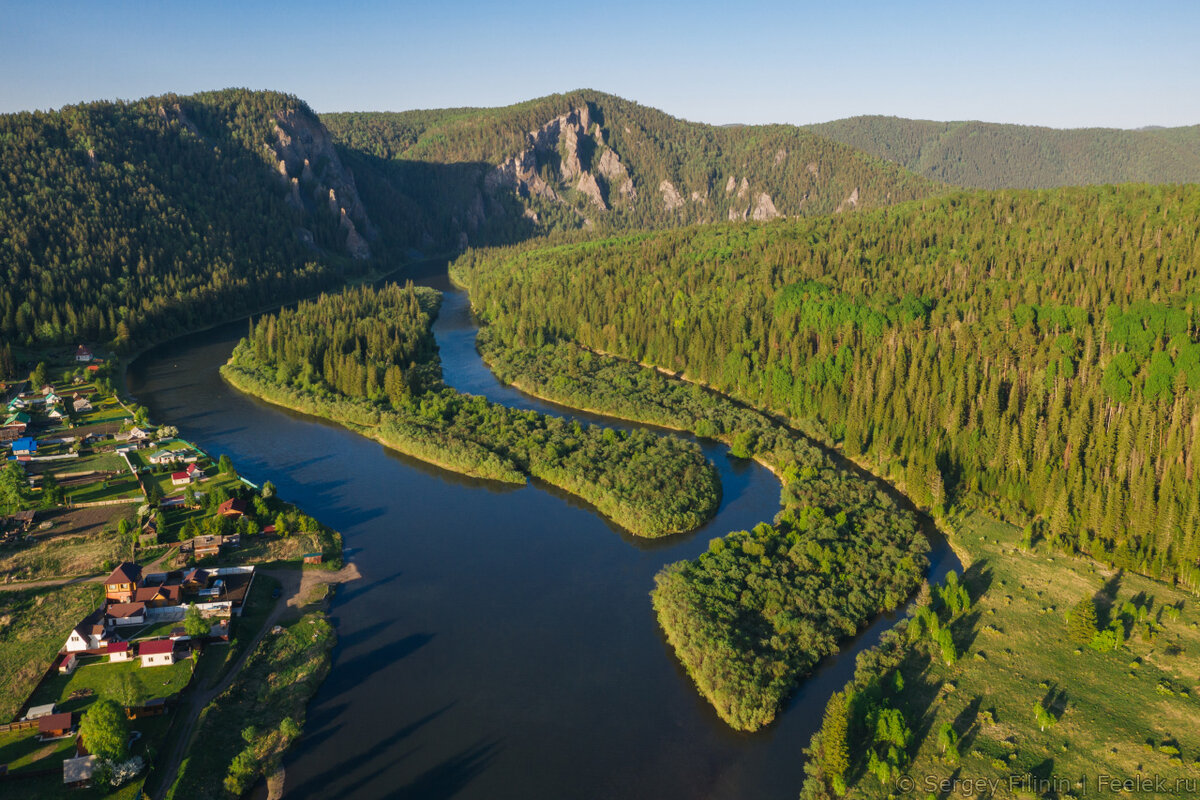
(139, 639, 176, 667)
(64, 610, 108, 652)
(107, 642, 132, 662)
(74, 345, 93, 363)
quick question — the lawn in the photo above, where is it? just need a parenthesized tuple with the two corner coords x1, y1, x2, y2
(61, 450, 130, 475)
(63, 474, 143, 504)
(847, 512, 1200, 798)
(0, 582, 102, 723)
(74, 395, 132, 426)
(0, 725, 76, 774)
(28, 656, 195, 715)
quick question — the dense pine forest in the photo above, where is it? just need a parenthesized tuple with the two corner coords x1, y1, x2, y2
(223, 283, 720, 537)
(453, 183, 1200, 590)
(0, 89, 387, 354)
(322, 90, 939, 251)
(807, 115, 1200, 189)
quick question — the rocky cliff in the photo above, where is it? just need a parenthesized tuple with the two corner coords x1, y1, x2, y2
(268, 109, 377, 259)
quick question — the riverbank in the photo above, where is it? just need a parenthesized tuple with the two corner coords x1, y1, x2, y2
(218, 285, 722, 539)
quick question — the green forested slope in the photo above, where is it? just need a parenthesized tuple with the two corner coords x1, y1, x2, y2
(807, 115, 1200, 188)
(0, 89, 377, 352)
(323, 90, 940, 251)
(454, 184, 1200, 589)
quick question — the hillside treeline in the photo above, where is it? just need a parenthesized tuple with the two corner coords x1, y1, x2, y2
(807, 115, 1200, 189)
(0, 89, 365, 353)
(454, 184, 1200, 589)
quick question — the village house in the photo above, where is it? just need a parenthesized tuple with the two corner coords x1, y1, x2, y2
(192, 535, 223, 559)
(134, 583, 181, 607)
(9, 436, 36, 456)
(46, 405, 65, 420)
(147, 447, 190, 465)
(217, 497, 248, 518)
(106, 602, 147, 627)
(107, 641, 132, 662)
(186, 462, 204, 480)
(139, 518, 159, 546)
(126, 426, 153, 441)
(72, 395, 92, 413)
(37, 712, 75, 739)
(64, 609, 110, 652)
(75, 345, 93, 362)
(104, 562, 142, 603)
(171, 470, 191, 486)
(139, 639, 176, 667)
(40, 384, 54, 396)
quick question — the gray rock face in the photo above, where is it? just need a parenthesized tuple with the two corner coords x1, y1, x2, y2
(268, 108, 376, 259)
(836, 186, 860, 213)
(659, 180, 685, 211)
(490, 105, 632, 215)
(751, 192, 780, 221)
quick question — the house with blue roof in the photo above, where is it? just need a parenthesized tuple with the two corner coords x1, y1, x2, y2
(10, 437, 37, 455)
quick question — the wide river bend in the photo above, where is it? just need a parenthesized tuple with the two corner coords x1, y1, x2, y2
(127, 260, 959, 800)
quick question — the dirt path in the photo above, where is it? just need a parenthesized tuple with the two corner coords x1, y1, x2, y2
(149, 562, 360, 799)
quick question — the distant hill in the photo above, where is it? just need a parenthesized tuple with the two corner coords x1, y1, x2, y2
(322, 91, 939, 253)
(0, 89, 379, 350)
(805, 115, 1200, 188)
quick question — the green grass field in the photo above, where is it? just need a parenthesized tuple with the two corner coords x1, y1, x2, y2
(63, 451, 130, 475)
(63, 474, 143, 504)
(0, 725, 76, 774)
(844, 512, 1200, 798)
(0, 583, 103, 723)
(29, 656, 195, 715)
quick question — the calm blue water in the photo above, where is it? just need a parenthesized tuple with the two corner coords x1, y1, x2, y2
(126, 261, 958, 800)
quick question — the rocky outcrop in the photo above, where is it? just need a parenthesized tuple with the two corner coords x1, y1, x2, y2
(750, 193, 780, 221)
(489, 105, 638, 219)
(836, 187, 860, 213)
(725, 175, 737, 194)
(737, 177, 750, 199)
(576, 173, 607, 211)
(659, 180, 685, 211)
(267, 108, 376, 259)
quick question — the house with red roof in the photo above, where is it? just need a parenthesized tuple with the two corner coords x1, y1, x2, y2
(107, 641, 132, 662)
(139, 639, 176, 667)
(217, 498, 248, 518)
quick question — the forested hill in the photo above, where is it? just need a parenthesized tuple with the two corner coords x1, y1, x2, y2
(453, 183, 1200, 590)
(321, 90, 940, 252)
(806, 115, 1200, 188)
(0, 88, 382, 351)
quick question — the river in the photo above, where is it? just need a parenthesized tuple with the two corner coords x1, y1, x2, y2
(126, 259, 959, 800)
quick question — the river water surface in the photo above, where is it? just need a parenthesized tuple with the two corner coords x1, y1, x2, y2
(126, 260, 959, 800)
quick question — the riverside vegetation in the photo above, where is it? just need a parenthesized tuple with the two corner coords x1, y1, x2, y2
(220, 282, 720, 537)
(452, 276, 930, 731)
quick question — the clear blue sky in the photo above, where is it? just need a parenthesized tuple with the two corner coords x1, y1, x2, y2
(2, 0, 1197, 128)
